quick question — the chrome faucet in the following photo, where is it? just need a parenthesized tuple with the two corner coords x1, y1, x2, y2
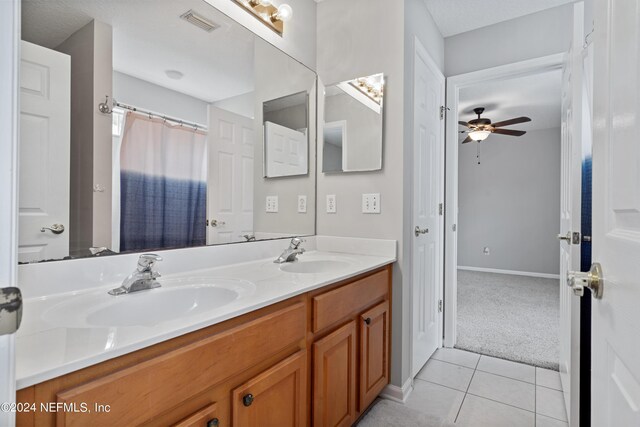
(274, 237, 306, 264)
(108, 254, 163, 296)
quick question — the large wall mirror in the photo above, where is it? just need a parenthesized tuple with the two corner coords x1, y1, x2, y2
(19, 0, 317, 263)
(322, 73, 384, 173)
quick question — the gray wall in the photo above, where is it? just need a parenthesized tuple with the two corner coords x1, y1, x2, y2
(444, 4, 573, 76)
(458, 128, 561, 275)
(317, 0, 444, 389)
(56, 20, 113, 254)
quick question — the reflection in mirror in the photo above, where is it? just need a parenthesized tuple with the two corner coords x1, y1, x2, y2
(322, 73, 384, 173)
(263, 91, 309, 178)
(19, 0, 316, 263)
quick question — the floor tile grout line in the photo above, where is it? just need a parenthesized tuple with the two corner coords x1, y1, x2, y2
(535, 383, 564, 392)
(414, 377, 471, 394)
(454, 359, 479, 423)
(430, 356, 479, 371)
(534, 367, 537, 426)
(474, 367, 536, 385)
(465, 392, 536, 415)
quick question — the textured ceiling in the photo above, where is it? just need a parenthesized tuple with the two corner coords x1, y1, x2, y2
(424, 0, 575, 37)
(22, 0, 256, 103)
(458, 68, 562, 135)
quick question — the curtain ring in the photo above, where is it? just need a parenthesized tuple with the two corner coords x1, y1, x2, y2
(179, 120, 183, 127)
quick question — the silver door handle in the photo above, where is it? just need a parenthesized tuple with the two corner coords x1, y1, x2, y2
(558, 232, 571, 242)
(558, 231, 580, 244)
(210, 220, 226, 227)
(41, 224, 65, 234)
(0, 287, 22, 336)
(567, 263, 603, 299)
(415, 226, 429, 237)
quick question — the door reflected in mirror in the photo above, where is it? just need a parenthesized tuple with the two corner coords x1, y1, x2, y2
(18, 0, 316, 263)
(322, 73, 384, 173)
(263, 91, 309, 178)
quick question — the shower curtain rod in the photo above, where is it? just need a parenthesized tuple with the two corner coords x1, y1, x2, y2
(113, 99, 208, 131)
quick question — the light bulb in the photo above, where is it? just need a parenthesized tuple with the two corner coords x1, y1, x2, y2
(274, 4, 293, 22)
(469, 130, 491, 141)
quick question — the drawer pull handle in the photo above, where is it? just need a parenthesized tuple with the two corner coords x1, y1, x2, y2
(364, 317, 372, 325)
(243, 393, 254, 407)
(206, 418, 219, 427)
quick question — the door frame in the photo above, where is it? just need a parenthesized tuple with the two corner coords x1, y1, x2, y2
(409, 35, 445, 378)
(443, 53, 565, 348)
(0, 0, 21, 425)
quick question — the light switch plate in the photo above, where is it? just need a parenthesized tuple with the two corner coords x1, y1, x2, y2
(298, 195, 307, 213)
(362, 193, 381, 214)
(326, 195, 337, 213)
(266, 196, 278, 213)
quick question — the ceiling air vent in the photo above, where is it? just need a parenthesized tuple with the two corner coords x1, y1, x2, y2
(180, 10, 219, 32)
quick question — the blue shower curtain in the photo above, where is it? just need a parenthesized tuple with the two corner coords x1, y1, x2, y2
(119, 113, 207, 252)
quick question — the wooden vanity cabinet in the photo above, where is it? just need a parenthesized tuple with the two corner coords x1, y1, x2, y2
(310, 267, 392, 427)
(16, 265, 392, 427)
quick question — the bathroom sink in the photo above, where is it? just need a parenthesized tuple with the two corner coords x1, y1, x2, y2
(279, 259, 352, 274)
(42, 278, 255, 328)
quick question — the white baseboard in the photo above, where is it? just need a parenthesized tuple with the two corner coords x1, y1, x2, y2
(380, 378, 413, 403)
(458, 266, 560, 280)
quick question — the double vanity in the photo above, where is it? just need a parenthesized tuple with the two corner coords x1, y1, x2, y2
(16, 236, 396, 426)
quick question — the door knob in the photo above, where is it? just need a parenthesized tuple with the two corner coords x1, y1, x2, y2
(567, 262, 604, 299)
(40, 224, 65, 234)
(210, 219, 226, 228)
(415, 226, 429, 237)
(558, 231, 580, 244)
(242, 393, 254, 407)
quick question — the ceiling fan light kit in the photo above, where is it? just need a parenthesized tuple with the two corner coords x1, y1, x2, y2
(459, 107, 531, 144)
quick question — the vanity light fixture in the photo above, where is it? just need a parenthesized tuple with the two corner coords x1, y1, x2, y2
(233, 0, 293, 36)
(349, 74, 385, 105)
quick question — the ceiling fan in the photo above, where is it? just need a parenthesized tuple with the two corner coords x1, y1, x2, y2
(459, 107, 531, 143)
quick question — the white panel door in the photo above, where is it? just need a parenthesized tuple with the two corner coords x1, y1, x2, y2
(412, 38, 445, 377)
(264, 121, 308, 177)
(208, 106, 254, 244)
(18, 41, 70, 262)
(591, 0, 640, 425)
(558, 4, 584, 424)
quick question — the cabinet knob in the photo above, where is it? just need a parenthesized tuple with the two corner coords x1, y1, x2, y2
(206, 419, 219, 427)
(242, 393, 254, 407)
(364, 317, 372, 325)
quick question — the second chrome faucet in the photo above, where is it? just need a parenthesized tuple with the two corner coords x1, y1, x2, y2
(274, 237, 305, 264)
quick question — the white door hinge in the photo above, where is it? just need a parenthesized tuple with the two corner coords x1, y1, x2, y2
(438, 299, 443, 313)
(439, 203, 443, 216)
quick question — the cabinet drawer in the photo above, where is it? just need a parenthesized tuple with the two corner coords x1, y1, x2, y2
(172, 403, 219, 427)
(55, 303, 306, 427)
(312, 269, 389, 332)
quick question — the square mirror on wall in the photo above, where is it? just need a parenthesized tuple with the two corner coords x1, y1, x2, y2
(18, 0, 317, 263)
(322, 73, 384, 173)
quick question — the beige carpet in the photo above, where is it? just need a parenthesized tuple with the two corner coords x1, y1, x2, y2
(357, 399, 455, 427)
(456, 269, 560, 370)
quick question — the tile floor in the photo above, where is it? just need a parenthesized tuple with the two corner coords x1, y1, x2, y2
(407, 348, 568, 427)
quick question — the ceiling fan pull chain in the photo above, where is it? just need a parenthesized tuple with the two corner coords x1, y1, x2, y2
(477, 142, 481, 165)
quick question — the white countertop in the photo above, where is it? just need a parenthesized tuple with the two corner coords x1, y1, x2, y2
(16, 240, 396, 389)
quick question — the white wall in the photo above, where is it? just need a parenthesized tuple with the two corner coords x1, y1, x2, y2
(458, 128, 561, 275)
(317, 0, 444, 389)
(444, 4, 573, 76)
(113, 71, 209, 126)
(202, 0, 316, 69)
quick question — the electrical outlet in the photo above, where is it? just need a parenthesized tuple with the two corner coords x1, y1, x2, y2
(266, 196, 278, 213)
(362, 193, 381, 214)
(298, 195, 307, 213)
(483, 247, 490, 255)
(326, 195, 337, 213)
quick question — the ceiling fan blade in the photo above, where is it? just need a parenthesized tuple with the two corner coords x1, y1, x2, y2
(461, 135, 473, 144)
(493, 129, 526, 137)
(458, 121, 470, 128)
(492, 117, 531, 128)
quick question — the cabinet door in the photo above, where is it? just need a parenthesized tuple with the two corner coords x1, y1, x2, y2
(232, 350, 306, 427)
(312, 321, 357, 427)
(173, 403, 220, 427)
(359, 301, 390, 411)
